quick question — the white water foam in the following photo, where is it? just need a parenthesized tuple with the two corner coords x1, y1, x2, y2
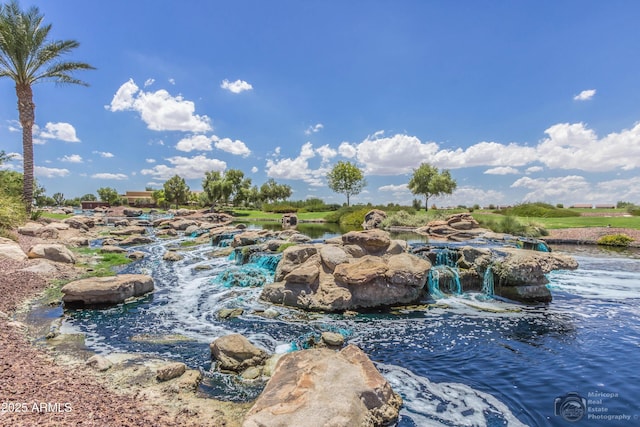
(378, 363, 528, 427)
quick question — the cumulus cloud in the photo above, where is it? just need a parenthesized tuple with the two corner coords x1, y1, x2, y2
(511, 175, 591, 202)
(214, 138, 251, 157)
(141, 155, 226, 180)
(305, 123, 324, 135)
(265, 142, 327, 186)
(484, 166, 519, 175)
(316, 144, 337, 162)
(91, 173, 128, 180)
(355, 134, 440, 175)
(574, 89, 596, 101)
(536, 122, 640, 171)
(93, 151, 114, 158)
(144, 78, 155, 87)
(525, 166, 544, 174)
(145, 158, 156, 163)
(251, 166, 258, 173)
(220, 79, 253, 94)
(444, 186, 506, 208)
(338, 142, 357, 158)
(39, 122, 80, 142)
(176, 134, 215, 152)
(34, 166, 69, 177)
(107, 79, 212, 132)
(60, 154, 83, 163)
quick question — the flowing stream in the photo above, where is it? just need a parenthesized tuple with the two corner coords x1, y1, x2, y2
(53, 231, 640, 426)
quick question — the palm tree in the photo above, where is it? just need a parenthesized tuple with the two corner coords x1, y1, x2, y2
(0, 0, 94, 213)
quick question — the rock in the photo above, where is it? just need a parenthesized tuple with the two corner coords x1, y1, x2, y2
(156, 228, 178, 237)
(169, 218, 199, 231)
(321, 331, 345, 347)
(210, 334, 268, 373)
(163, 251, 184, 261)
(100, 245, 128, 254)
(119, 235, 154, 246)
(386, 239, 407, 255)
(86, 355, 112, 372)
(0, 237, 27, 261)
(243, 344, 402, 427)
(64, 216, 95, 230)
(362, 209, 387, 230)
(18, 222, 59, 239)
(61, 274, 154, 306)
(156, 362, 186, 381)
(123, 208, 143, 217)
(275, 245, 318, 281)
(241, 366, 262, 380)
(283, 260, 320, 285)
(19, 260, 57, 275)
(281, 213, 298, 228)
(493, 248, 579, 287)
(319, 245, 349, 270)
(342, 229, 391, 254)
(334, 256, 388, 285)
(27, 244, 76, 263)
(218, 308, 244, 319)
(128, 251, 145, 260)
(110, 226, 146, 236)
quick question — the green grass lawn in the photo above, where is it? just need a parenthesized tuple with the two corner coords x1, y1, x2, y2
(232, 209, 331, 222)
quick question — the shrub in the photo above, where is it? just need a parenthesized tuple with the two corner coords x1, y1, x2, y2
(276, 242, 297, 252)
(496, 202, 580, 218)
(597, 234, 633, 247)
(0, 193, 26, 232)
(380, 210, 425, 228)
(339, 208, 370, 227)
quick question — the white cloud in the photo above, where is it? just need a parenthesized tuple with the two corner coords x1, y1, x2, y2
(526, 166, 544, 174)
(34, 166, 69, 177)
(265, 142, 327, 186)
(536, 122, 640, 172)
(144, 78, 155, 87)
(176, 134, 214, 152)
(484, 166, 519, 175)
(93, 151, 114, 158)
(107, 79, 212, 132)
(338, 142, 357, 158)
(141, 155, 226, 180)
(511, 175, 591, 202)
(316, 144, 337, 162)
(39, 122, 80, 142)
(168, 78, 175, 85)
(220, 79, 253, 94)
(433, 141, 537, 169)
(145, 158, 156, 163)
(444, 186, 506, 208)
(574, 89, 596, 101)
(214, 137, 251, 157)
(91, 173, 128, 180)
(251, 166, 258, 173)
(379, 184, 409, 192)
(305, 123, 324, 135)
(60, 154, 83, 163)
(354, 134, 440, 175)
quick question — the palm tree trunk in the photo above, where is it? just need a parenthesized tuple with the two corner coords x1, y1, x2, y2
(16, 83, 35, 214)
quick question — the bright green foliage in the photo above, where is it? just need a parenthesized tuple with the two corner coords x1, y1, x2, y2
(52, 192, 65, 206)
(497, 202, 580, 218)
(597, 234, 633, 247)
(408, 163, 457, 211)
(326, 161, 366, 206)
(0, 1, 94, 213)
(81, 193, 97, 201)
(97, 187, 121, 205)
(380, 210, 425, 228)
(164, 175, 190, 209)
(260, 178, 292, 203)
(152, 189, 167, 209)
(0, 192, 26, 233)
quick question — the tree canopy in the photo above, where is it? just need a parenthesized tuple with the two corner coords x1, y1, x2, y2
(326, 161, 366, 206)
(408, 163, 457, 211)
(0, 0, 94, 213)
(259, 178, 292, 204)
(96, 187, 120, 205)
(164, 175, 190, 209)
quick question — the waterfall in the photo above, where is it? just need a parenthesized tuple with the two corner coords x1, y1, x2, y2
(482, 266, 495, 297)
(435, 248, 458, 267)
(427, 248, 462, 298)
(248, 252, 282, 273)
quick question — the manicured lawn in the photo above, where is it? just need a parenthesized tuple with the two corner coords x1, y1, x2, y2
(232, 209, 332, 221)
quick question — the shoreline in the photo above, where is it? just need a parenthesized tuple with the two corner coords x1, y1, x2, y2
(2, 225, 639, 425)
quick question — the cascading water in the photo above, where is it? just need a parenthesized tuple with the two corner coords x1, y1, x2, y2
(427, 248, 462, 297)
(481, 266, 495, 298)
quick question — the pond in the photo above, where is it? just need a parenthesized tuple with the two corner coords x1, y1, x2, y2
(55, 226, 640, 426)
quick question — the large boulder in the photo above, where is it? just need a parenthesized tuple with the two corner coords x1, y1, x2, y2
(416, 213, 488, 241)
(27, 244, 76, 264)
(210, 334, 268, 373)
(0, 237, 27, 261)
(362, 209, 387, 230)
(243, 344, 402, 427)
(262, 231, 432, 311)
(61, 274, 154, 306)
(110, 226, 146, 236)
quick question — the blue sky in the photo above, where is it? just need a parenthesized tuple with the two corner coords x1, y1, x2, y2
(2, 0, 640, 207)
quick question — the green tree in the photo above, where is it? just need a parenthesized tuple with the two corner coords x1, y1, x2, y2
(0, 1, 94, 213)
(164, 175, 189, 209)
(260, 178, 292, 203)
(81, 193, 97, 201)
(408, 163, 457, 211)
(202, 171, 231, 208)
(152, 189, 167, 209)
(97, 187, 120, 205)
(52, 192, 65, 206)
(326, 161, 366, 206)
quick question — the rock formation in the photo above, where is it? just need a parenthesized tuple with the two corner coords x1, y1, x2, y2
(243, 344, 402, 427)
(61, 274, 154, 306)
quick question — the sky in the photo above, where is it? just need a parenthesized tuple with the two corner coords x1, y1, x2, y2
(1, 0, 640, 207)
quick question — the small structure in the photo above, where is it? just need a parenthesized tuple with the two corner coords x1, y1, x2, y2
(122, 191, 155, 206)
(281, 213, 298, 229)
(570, 203, 593, 209)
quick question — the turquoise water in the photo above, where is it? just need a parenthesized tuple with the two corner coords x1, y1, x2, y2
(60, 233, 640, 426)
